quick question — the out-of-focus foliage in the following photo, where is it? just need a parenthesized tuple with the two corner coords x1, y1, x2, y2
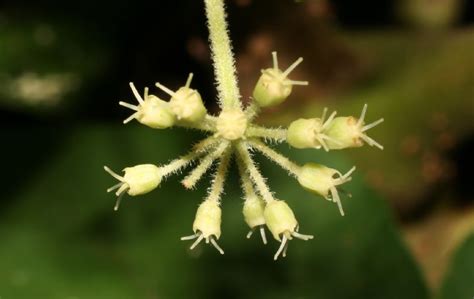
(438, 233, 474, 299)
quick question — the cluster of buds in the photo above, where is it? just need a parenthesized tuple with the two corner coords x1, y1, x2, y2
(119, 73, 208, 129)
(103, 0, 384, 260)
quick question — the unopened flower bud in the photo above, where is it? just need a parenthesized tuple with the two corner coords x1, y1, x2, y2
(297, 163, 355, 216)
(119, 83, 175, 129)
(286, 108, 338, 151)
(156, 73, 207, 123)
(243, 197, 266, 229)
(180, 200, 224, 254)
(216, 108, 248, 140)
(242, 196, 268, 244)
(264, 200, 298, 241)
(324, 104, 384, 150)
(193, 200, 222, 239)
(104, 164, 162, 210)
(288, 118, 321, 148)
(252, 52, 308, 108)
(264, 200, 313, 260)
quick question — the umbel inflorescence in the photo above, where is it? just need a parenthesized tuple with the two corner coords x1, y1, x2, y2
(104, 0, 384, 260)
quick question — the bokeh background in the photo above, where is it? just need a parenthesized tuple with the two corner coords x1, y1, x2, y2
(1, 0, 473, 298)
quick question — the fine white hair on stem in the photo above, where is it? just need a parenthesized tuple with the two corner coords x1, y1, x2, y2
(245, 126, 287, 143)
(205, 146, 232, 203)
(182, 141, 230, 190)
(204, 0, 242, 110)
(236, 142, 275, 203)
(159, 137, 220, 179)
(246, 139, 300, 177)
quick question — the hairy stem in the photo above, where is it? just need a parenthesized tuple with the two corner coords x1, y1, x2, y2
(160, 136, 220, 177)
(206, 146, 232, 203)
(246, 126, 287, 142)
(175, 115, 217, 132)
(244, 101, 260, 122)
(204, 0, 241, 110)
(236, 142, 275, 203)
(236, 155, 258, 201)
(247, 139, 300, 177)
(182, 141, 230, 189)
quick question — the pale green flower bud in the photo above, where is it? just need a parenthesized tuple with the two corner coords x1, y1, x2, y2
(264, 200, 298, 241)
(297, 163, 355, 216)
(324, 104, 384, 150)
(156, 73, 207, 123)
(216, 108, 248, 140)
(122, 164, 162, 195)
(135, 95, 174, 129)
(243, 196, 268, 244)
(264, 200, 313, 260)
(180, 200, 224, 254)
(119, 83, 175, 129)
(104, 164, 162, 210)
(252, 52, 308, 108)
(193, 200, 222, 239)
(243, 197, 266, 228)
(286, 108, 338, 151)
(287, 118, 322, 148)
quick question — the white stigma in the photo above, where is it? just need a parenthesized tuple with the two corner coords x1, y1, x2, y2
(357, 104, 384, 150)
(104, 166, 129, 211)
(267, 52, 308, 86)
(274, 235, 288, 260)
(118, 82, 149, 124)
(181, 232, 224, 254)
(328, 166, 356, 216)
(246, 226, 268, 245)
(317, 107, 339, 151)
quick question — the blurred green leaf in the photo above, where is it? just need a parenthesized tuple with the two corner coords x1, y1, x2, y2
(438, 233, 474, 299)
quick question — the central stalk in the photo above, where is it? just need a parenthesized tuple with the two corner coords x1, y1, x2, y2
(204, 0, 242, 111)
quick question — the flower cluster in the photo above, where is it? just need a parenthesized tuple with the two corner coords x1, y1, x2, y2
(104, 0, 384, 260)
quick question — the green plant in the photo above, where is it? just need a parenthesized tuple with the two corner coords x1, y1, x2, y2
(104, 0, 383, 260)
